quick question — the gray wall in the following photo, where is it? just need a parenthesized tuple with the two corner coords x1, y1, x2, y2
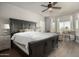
(0, 2, 45, 36)
(45, 17, 51, 32)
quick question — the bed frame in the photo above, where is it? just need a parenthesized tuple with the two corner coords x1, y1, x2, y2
(10, 18, 59, 57)
(10, 18, 36, 37)
(28, 35, 59, 57)
(12, 35, 59, 57)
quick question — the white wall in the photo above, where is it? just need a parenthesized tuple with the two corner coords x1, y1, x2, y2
(0, 2, 45, 35)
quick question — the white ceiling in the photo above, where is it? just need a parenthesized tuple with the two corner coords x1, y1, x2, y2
(7, 2, 79, 17)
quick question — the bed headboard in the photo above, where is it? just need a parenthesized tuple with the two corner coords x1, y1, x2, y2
(10, 18, 36, 37)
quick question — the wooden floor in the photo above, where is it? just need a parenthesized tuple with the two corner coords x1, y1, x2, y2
(1, 40, 79, 57)
(49, 40, 79, 57)
(0, 48, 22, 57)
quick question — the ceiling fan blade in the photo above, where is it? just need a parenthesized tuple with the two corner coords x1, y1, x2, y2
(52, 7, 61, 9)
(42, 8, 48, 12)
(41, 5, 48, 7)
(52, 2, 58, 5)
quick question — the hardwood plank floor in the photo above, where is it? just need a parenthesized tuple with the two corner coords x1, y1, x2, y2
(0, 40, 79, 57)
(49, 40, 79, 57)
(0, 48, 22, 57)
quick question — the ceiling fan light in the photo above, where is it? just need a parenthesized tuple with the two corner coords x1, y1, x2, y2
(48, 8, 53, 12)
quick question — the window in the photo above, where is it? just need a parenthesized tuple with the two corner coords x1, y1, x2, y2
(76, 20, 79, 30)
(51, 14, 79, 32)
(75, 14, 79, 30)
(59, 21, 71, 33)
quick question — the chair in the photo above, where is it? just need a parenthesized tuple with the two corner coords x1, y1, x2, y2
(68, 31, 76, 41)
(62, 31, 70, 40)
(61, 30, 76, 41)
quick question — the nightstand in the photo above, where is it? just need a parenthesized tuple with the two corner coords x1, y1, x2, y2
(0, 35, 10, 51)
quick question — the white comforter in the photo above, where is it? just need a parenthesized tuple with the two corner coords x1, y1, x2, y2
(11, 32, 57, 55)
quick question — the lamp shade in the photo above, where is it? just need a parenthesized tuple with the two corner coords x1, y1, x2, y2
(4, 24, 10, 29)
(48, 8, 53, 12)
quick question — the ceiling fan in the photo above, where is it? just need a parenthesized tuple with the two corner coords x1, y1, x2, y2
(41, 2, 61, 12)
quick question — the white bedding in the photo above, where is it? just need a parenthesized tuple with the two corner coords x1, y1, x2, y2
(11, 32, 57, 55)
(13, 41, 28, 54)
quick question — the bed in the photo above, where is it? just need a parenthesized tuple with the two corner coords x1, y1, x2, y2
(10, 18, 59, 57)
(11, 32, 59, 57)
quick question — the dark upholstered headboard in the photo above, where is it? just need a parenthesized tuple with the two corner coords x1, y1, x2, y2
(10, 18, 36, 37)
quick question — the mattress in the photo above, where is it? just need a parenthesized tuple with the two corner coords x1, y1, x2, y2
(11, 32, 58, 55)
